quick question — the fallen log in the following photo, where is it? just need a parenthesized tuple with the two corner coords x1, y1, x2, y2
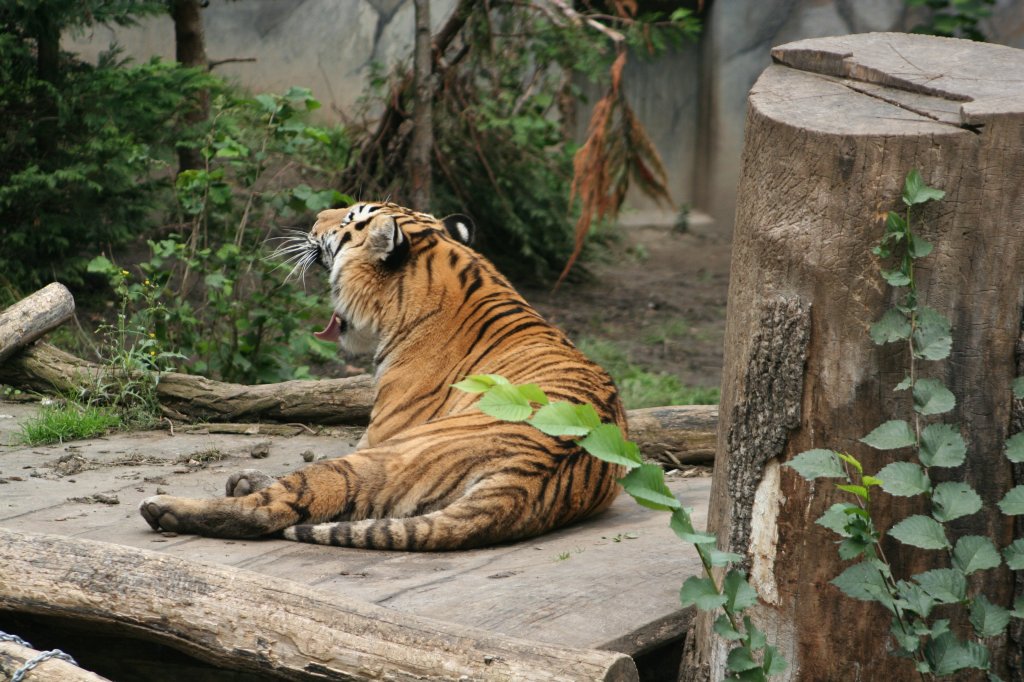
(0, 342, 718, 459)
(0, 638, 110, 682)
(0, 528, 638, 681)
(629, 405, 717, 466)
(0, 283, 75, 364)
(0, 343, 374, 425)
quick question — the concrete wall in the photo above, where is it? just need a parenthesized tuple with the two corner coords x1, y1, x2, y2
(65, 0, 1024, 234)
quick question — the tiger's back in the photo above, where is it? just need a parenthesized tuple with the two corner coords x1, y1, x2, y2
(140, 202, 626, 550)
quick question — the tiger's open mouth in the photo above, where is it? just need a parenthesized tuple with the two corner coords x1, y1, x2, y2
(314, 312, 348, 342)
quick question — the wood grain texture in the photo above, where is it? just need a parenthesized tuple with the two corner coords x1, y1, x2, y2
(0, 411, 709, 660)
(0, 528, 637, 681)
(0, 283, 74, 364)
(694, 32, 1024, 682)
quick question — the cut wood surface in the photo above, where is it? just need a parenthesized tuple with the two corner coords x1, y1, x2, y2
(0, 528, 637, 682)
(0, 400, 709, 664)
(0, 639, 110, 682)
(0, 283, 74, 364)
(0, 343, 717, 460)
(690, 32, 1024, 681)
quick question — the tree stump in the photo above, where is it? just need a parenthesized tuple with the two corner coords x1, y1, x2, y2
(692, 33, 1024, 681)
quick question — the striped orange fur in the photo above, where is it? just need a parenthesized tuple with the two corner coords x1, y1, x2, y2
(139, 202, 626, 550)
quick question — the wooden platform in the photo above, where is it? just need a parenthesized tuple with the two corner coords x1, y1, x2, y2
(0, 400, 711, 677)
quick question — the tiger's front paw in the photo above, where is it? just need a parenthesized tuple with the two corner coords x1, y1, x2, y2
(139, 495, 185, 532)
(225, 469, 276, 497)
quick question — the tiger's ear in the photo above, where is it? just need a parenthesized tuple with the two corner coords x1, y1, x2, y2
(367, 216, 409, 266)
(442, 214, 474, 245)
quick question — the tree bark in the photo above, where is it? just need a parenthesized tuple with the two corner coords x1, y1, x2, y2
(692, 33, 1024, 682)
(409, 0, 434, 209)
(169, 0, 209, 173)
(0, 528, 637, 681)
(0, 283, 74, 364)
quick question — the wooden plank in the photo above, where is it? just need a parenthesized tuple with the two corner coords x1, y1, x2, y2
(0, 407, 709, 656)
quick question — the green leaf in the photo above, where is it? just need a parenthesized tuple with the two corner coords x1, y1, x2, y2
(970, 594, 1011, 638)
(723, 570, 759, 612)
(515, 384, 549, 406)
(889, 514, 950, 550)
(763, 645, 787, 676)
(86, 255, 115, 274)
(861, 420, 916, 450)
(876, 461, 931, 497)
(920, 423, 967, 468)
(619, 464, 681, 511)
(886, 209, 908, 234)
(881, 269, 912, 287)
(477, 383, 533, 422)
(924, 632, 989, 676)
(530, 401, 596, 437)
(998, 485, 1024, 515)
(914, 306, 953, 360)
(914, 568, 967, 603)
(870, 309, 912, 345)
(1002, 538, 1024, 570)
(903, 169, 946, 206)
(580, 423, 642, 468)
(713, 614, 744, 641)
(784, 449, 847, 480)
(816, 503, 857, 537)
(953, 536, 1002, 575)
(451, 374, 510, 393)
(831, 561, 890, 603)
(913, 378, 955, 415)
(908, 233, 934, 259)
(891, 617, 922, 654)
(706, 548, 743, 567)
(1011, 596, 1024, 619)
(894, 376, 913, 391)
(679, 576, 726, 610)
(1005, 432, 1024, 464)
(1014, 376, 1024, 400)
(725, 646, 761, 673)
(896, 580, 935, 619)
(744, 617, 767, 651)
(835, 452, 863, 474)
(836, 484, 869, 501)
(931, 481, 982, 522)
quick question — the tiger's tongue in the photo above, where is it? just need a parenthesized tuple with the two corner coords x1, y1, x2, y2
(314, 313, 343, 342)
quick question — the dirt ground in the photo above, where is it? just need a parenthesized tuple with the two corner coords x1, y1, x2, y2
(525, 224, 733, 392)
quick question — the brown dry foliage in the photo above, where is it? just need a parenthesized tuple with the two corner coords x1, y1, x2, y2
(556, 48, 672, 287)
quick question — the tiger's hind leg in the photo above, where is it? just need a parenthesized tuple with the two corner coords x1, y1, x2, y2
(224, 469, 276, 497)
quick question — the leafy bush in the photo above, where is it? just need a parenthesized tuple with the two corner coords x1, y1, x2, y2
(0, 30, 216, 292)
(88, 87, 351, 384)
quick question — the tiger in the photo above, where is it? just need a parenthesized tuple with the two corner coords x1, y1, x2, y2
(139, 201, 627, 550)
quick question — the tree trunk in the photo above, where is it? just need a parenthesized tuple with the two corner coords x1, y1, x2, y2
(0, 529, 637, 681)
(409, 0, 434, 209)
(169, 0, 209, 173)
(0, 283, 74, 364)
(690, 33, 1024, 681)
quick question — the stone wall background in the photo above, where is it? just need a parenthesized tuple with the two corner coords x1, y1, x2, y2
(66, 0, 1024, 234)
